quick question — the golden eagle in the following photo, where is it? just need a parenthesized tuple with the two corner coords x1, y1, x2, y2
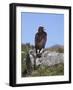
(35, 26, 47, 57)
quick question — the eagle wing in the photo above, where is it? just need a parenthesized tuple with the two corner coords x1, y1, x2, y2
(35, 32, 47, 49)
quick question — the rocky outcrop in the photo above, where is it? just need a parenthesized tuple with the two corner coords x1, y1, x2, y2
(22, 49, 64, 75)
(29, 49, 64, 67)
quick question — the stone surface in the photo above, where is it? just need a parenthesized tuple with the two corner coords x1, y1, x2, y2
(29, 49, 64, 67)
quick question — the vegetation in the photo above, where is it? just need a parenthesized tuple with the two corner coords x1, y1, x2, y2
(31, 63, 64, 76)
(21, 44, 64, 77)
(22, 63, 64, 77)
(21, 43, 33, 77)
(48, 45, 64, 53)
(48, 47, 64, 53)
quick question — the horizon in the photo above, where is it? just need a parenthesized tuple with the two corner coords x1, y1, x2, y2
(21, 43, 64, 48)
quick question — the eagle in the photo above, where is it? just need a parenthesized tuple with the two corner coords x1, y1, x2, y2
(35, 26, 47, 57)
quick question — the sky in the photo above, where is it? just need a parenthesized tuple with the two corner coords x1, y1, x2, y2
(21, 12, 64, 48)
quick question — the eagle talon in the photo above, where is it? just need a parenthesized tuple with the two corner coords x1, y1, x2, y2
(36, 53, 41, 58)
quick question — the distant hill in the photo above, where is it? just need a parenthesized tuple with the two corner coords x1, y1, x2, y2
(47, 44, 64, 53)
(49, 44, 64, 49)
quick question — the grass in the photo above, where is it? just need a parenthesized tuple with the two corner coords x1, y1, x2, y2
(31, 63, 64, 76)
(22, 63, 64, 77)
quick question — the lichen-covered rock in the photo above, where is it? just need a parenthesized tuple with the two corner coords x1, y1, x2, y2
(29, 49, 64, 67)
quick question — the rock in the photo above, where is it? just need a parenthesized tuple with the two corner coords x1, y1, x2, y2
(29, 49, 64, 67)
(26, 53, 32, 75)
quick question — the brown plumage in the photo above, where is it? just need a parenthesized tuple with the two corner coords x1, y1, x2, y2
(35, 26, 47, 56)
